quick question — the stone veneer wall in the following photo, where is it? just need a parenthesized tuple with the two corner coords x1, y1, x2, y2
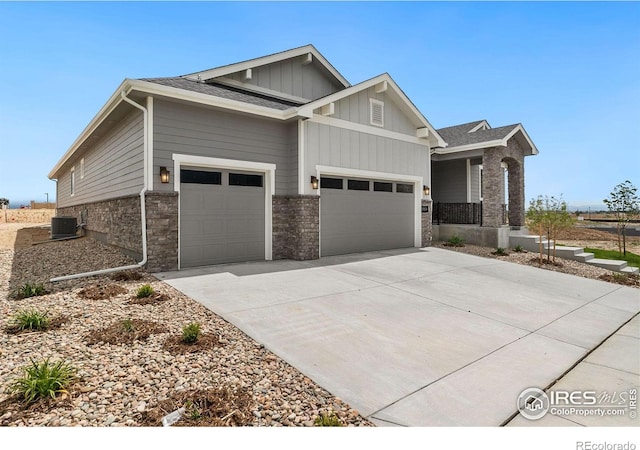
(421, 199, 433, 247)
(57, 194, 143, 260)
(144, 192, 178, 272)
(272, 195, 319, 260)
(56, 191, 178, 272)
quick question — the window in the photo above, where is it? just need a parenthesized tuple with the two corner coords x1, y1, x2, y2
(181, 169, 221, 185)
(373, 181, 393, 192)
(70, 167, 75, 196)
(320, 177, 343, 189)
(396, 183, 414, 194)
(348, 179, 370, 191)
(229, 173, 263, 187)
(80, 158, 85, 179)
(369, 98, 384, 127)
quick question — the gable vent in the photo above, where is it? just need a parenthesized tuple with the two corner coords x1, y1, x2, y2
(369, 99, 384, 127)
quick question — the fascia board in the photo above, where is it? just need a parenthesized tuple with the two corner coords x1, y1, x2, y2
(182, 45, 351, 88)
(48, 79, 132, 179)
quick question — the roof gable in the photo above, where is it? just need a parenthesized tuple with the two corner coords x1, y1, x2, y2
(436, 120, 538, 156)
(299, 74, 446, 147)
(181, 45, 350, 96)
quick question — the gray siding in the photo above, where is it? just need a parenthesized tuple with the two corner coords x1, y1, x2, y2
(304, 121, 429, 187)
(227, 59, 343, 101)
(431, 160, 468, 203)
(153, 99, 297, 196)
(57, 110, 144, 208)
(331, 87, 416, 135)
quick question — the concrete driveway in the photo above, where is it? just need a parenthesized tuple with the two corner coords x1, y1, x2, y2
(157, 247, 639, 426)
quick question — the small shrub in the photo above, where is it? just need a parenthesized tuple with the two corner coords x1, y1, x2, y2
(12, 309, 50, 331)
(13, 282, 47, 299)
(514, 245, 524, 253)
(122, 318, 135, 332)
(494, 247, 508, 256)
(136, 284, 154, 298)
(446, 235, 464, 247)
(314, 411, 342, 427)
(182, 323, 201, 344)
(9, 358, 76, 404)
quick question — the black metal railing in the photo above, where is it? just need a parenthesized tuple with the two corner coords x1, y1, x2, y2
(434, 202, 483, 225)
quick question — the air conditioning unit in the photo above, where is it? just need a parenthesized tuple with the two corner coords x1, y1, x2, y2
(51, 217, 77, 239)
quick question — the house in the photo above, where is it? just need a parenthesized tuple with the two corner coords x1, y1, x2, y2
(49, 45, 537, 272)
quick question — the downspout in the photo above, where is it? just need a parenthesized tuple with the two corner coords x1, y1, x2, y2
(51, 92, 150, 282)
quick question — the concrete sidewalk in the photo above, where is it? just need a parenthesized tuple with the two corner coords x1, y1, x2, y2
(157, 247, 639, 426)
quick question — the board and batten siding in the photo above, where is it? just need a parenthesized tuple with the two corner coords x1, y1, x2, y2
(304, 121, 429, 187)
(153, 100, 297, 195)
(331, 87, 416, 136)
(431, 160, 468, 203)
(56, 110, 144, 208)
(227, 59, 343, 101)
(470, 162, 482, 203)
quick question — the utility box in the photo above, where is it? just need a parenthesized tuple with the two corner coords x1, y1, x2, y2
(51, 217, 77, 239)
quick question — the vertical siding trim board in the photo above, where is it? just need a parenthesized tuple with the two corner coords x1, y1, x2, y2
(172, 153, 276, 270)
(314, 165, 423, 249)
(298, 119, 306, 195)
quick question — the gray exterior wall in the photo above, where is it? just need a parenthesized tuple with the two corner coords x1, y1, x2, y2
(152, 99, 298, 195)
(431, 159, 467, 203)
(304, 122, 429, 185)
(57, 110, 144, 208)
(331, 87, 416, 135)
(227, 59, 343, 101)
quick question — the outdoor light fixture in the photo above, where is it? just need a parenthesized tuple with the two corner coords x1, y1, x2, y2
(311, 176, 319, 189)
(160, 167, 170, 184)
(423, 185, 430, 196)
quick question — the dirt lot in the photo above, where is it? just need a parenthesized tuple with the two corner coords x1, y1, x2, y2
(556, 225, 640, 253)
(0, 208, 56, 224)
(0, 223, 50, 250)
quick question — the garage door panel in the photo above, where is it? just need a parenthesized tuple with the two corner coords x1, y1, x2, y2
(180, 168, 265, 268)
(321, 179, 415, 257)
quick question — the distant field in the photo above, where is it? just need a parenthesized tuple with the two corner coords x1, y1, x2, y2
(0, 208, 56, 224)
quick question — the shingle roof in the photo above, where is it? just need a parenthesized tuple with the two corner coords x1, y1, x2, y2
(139, 77, 301, 110)
(437, 121, 520, 148)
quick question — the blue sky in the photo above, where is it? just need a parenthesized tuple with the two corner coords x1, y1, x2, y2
(0, 1, 638, 209)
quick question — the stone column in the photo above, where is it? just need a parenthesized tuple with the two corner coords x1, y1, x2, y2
(481, 147, 504, 227)
(421, 199, 432, 247)
(145, 191, 178, 272)
(507, 159, 525, 226)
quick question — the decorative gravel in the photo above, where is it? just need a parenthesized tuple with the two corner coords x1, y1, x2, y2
(0, 238, 371, 427)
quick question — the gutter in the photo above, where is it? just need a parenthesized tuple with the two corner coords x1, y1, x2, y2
(51, 92, 150, 282)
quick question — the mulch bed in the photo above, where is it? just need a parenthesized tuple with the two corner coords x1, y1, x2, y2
(5, 315, 69, 334)
(85, 319, 168, 345)
(138, 387, 253, 427)
(599, 273, 640, 288)
(529, 257, 564, 267)
(128, 293, 170, 306)
(78, 283, 128, 300)
(0, 390, 76, 426)
(161, 333, 221, 355)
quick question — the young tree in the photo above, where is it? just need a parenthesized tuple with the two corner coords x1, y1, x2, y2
(527, 195, 574, 263)
(603, 180, 640, 256)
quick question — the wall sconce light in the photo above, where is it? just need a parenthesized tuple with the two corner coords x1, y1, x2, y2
(423, 185, 430, 196)
(310, 176, 319, 190)
(160, 167, 170, 184)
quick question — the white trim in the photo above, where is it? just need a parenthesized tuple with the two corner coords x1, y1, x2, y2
(243, 68, 252, 81)
(299, 73, 446, 148)
(369, 98, 384, 128)
(215, 77, 311, 104)
(468, 120, 490, 133)
(298, 119, 306, 195)
(375, 80, 388, 93)
(308, 114, 429, 146)
(466, 159, 471, 203)
(80, 158, 85, 179)
(146, 96, 154, 190)
(320, 103, 335, 116)
(172, 154, 275, 270)
(435, 124, 538, 156)
(70, 166, 75, 197)
(315, 165, 423, 248)
(182, 45, 350, 88)
(479, 164, 484, 201)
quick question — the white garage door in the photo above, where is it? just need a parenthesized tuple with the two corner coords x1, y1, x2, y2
(180, 167, 265, 268)
(320, 176, 415, 256)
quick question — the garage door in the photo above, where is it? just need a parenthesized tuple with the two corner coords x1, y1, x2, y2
(320, 176, 415, 256)
(180, 167, 265, 268)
